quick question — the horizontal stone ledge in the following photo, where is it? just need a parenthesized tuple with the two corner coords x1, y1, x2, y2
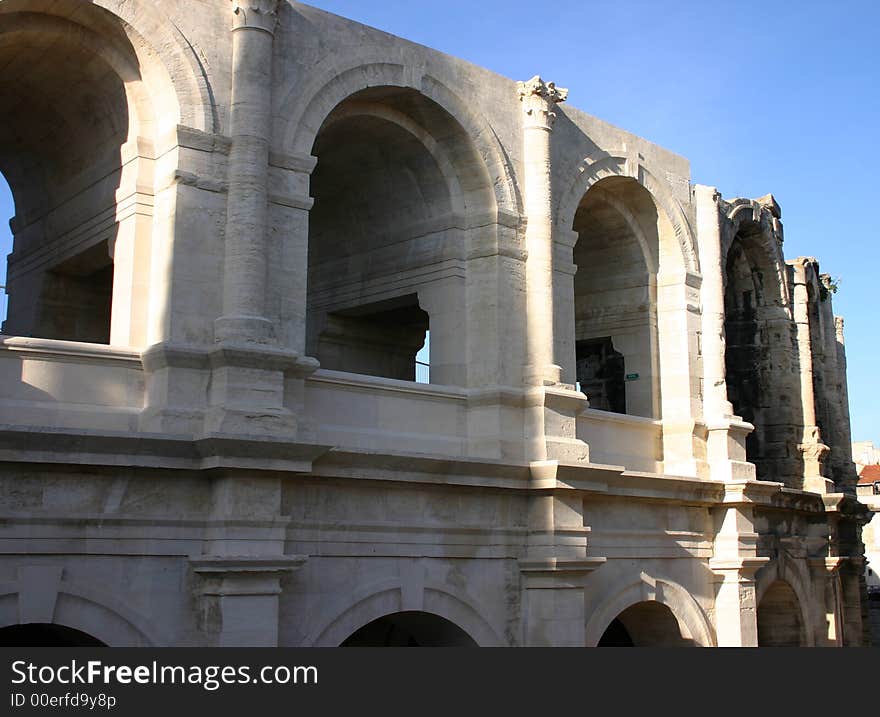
(268, 192, 314, 210)
(190, 554, 308, 575)
(142, 341, 320, 375)
(0, 336, 142, 364)
(518, 557, 608, 588)
(0, 425, 332, 473)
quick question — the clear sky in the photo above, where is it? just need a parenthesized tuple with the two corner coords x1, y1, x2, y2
(1, 0, 876, 445)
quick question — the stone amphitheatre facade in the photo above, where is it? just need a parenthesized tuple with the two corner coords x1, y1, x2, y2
(0, 0, 871, 647)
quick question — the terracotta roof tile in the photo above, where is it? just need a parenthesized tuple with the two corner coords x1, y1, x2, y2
(858, 464, 880, 484)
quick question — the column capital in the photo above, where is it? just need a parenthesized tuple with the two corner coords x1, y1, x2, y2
(231, 0, 281, 34)
(517, 75, 568, 129)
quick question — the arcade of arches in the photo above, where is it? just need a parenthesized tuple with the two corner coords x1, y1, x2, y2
(0, 0, 869, 650)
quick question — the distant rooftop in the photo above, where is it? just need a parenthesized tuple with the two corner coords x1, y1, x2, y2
(858, 464, 880, 485)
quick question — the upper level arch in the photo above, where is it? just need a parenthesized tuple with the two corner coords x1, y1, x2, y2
(277, 60, 520, 219)
(0, 0, 213, 348)
(721, 198, 790, 310)
(556, 153, 698, 275)
(302, 71, 520, 388)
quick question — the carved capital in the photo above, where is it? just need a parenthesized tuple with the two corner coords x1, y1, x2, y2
(798, 440, 831, 463)
(517, 75, 568, 128)
(231, 0, 281, 34)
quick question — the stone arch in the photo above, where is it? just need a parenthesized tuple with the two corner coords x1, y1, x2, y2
(90, 0, 216, 133)
(557, 154, 698, 274)
(322, 99, 468, 218)
(755, 556, 815, 646)
(0, 575, 163, 647)
(721, 199, 800, 484)
(585, 576, 715, 647)
(278, 60, 519, 218)
(0, 0, 209, 348)
(569, 176, 663, 418)
(303, 579, 504, 647)
(721, 200, 789, 310)
(301, 68, 520, 388)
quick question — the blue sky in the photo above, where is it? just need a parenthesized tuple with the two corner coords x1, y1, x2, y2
(1, 0, 876, 445)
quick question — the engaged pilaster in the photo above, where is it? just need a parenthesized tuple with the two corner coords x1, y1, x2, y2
(517, 77, 589, 466)
(695, 185, 754, 482)
(215, 0, 281, 344)
(192, 556, 307, 646)
(791, 258, 831, 493)
(709, 484, 769, 646)
(518, 76, 567, 389)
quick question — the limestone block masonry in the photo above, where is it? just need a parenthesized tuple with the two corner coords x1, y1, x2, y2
(0, 0, 871, 647)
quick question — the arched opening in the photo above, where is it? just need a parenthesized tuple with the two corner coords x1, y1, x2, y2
(597, 601, 696, 647)
(0, 171, 11, 324)
(572, 177, 660, 417)
(0, 623, 106, 647)
(340, 611, 478, 647)
(723, 227, 799, 483)
(0, 1, 173, 347)
(757, 580, 807, 647)
(307, 86, 494, 387)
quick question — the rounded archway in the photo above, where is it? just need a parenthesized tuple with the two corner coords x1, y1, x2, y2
(0, 623, 105, 647)
(340, 611, 478, 647)
(597, 601, 696, 647)
(722, 204, 798, 485)
(571, 176, 661, 418)
(306, 85, 498, 388)
(757, 580, 807, 647)
(0, 0, 181, 347)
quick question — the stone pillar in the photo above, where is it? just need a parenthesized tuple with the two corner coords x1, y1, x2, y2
(695, 186, 732, 421)
(809, 557, 844, 646)
(709, 485, 769, 646)
(518, 76, 566, 391)
(833, 316, 858, 493)
(791, 258, 831, 492)
(519, 475, 605, 645)
(516, 76, 589, 466)
(197, 1, 319, 437)
(695, 185, 754, 482)
(191, 556, 306, 646)
(214, 0, 281, 345)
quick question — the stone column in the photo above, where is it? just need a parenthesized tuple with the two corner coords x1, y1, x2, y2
(214, 0, 281, 345)
(695, 185, 754, 482)
(695, 186, 732, 421)
(833, 316, 858, 492)
(791, 258, 831, 492)
(518, 76, 566, 390)
(517, 77, 590, 466)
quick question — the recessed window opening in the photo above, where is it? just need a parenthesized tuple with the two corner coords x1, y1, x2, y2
(415, 329, 430, 384)
(312, 293, 429, 382)
(571, 177, 659, 418)
(576, 337, 625, 414)
(0, 172, 11, 327)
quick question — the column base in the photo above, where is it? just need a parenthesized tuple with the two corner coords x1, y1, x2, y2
(214, 314, 277, 345)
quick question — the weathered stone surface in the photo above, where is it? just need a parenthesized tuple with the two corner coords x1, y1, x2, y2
(0, 0, 869, 647)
